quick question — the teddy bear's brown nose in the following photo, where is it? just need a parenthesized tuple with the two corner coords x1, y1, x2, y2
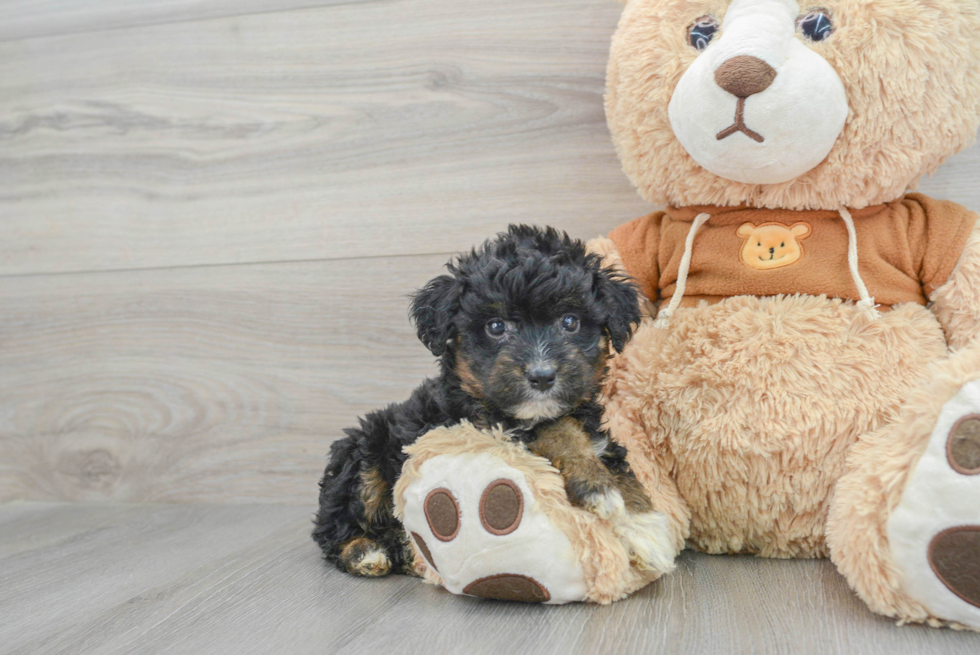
(714, 55, 778, 98)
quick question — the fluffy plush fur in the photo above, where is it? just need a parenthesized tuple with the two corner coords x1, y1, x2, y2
(607, 0, 980, 210)
(827, 340, 980, 628)
(600, 294, 948, 558)
(825, 225, 980, 627)
(932, 223, 980, 349)
(312, 225, 650, 577)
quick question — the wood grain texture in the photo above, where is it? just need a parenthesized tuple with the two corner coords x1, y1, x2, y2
(0, 0, 650, 276)
(1, 503, 978, 655)
(0, 254, 450, 504)
(0, 0, 370, 43)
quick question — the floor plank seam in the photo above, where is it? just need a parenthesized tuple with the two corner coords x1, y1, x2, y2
(0, 250, 459, 281)
(0, 0, 392, 46)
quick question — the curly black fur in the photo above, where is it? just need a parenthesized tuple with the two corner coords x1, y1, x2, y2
(313, 225, 643, 576)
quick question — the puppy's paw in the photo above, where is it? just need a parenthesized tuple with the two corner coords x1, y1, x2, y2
(579, 487, 626, 520)
(612, 511, 677, 574)
(340, 537, 392, 577)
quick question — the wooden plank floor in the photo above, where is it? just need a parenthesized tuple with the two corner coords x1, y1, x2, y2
(0, 255, 445, 504)
(1, 503, 978, 655)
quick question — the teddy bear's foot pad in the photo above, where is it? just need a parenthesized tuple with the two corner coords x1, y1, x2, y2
(463, 574, 551, 602)
(400, 452, 589, 604)
(410, 527, 552, 601)
(888, 380, 980, 628)
(948, 415, 980, 474)
(929, 526, 980, 608)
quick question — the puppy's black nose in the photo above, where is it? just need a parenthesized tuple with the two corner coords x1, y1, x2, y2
(526, 366, 556, 391)
(769, 247, 775, 254)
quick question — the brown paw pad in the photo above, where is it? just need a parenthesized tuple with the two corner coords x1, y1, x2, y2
(424, 488, 460, 542)
(928, 526, 980, 608)
(480, 479, 523, 536)
(410, 532, 437, 573)
(948, 415, 980, 475)
(463, 574, 551, 603)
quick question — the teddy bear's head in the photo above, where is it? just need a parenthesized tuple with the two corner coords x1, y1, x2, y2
(606, 0, 980, 210)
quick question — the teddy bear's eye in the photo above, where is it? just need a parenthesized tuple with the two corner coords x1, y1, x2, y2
(798, 9, 834, 42)
(687, 16, 719, 51)
(781, 242, 785, 248)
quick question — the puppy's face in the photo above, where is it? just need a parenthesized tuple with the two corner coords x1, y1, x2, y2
(411, 226, 640, 421)
(454, 297, 609, 421)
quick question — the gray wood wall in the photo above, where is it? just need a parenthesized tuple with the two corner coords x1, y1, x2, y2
(3, 0, 979, 505)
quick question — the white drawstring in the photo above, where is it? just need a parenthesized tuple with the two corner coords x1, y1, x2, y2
(654, 212, 710, 330)
(838, 206, 881, 320)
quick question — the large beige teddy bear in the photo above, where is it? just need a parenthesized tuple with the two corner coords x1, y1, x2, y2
(395, 0, 980, 628)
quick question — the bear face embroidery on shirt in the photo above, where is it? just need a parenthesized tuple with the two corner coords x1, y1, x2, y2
(736, 222, 812, 270)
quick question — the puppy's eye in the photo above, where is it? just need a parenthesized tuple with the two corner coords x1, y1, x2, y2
(560, 314, 580, 333)
(780, 242, 785, 248)
(688, 16, 719, 51)
(486, 319, 506, 338)
(798, 8, 833, 42)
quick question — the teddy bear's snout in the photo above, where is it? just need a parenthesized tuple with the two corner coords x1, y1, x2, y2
(714, 55, 777, 99)
(663, 0, 849, 184)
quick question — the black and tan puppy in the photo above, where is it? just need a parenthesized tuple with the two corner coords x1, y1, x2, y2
(313, 225, 663, 577)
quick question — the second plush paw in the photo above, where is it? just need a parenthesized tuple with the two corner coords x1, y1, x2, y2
(888, 379, 980, 629)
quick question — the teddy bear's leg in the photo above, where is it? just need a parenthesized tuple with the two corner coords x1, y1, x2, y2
(827, 343, 980, 630)
(394, 423, 664, 604)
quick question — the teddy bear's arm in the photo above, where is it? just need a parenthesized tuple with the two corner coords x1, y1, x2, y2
(930, 221, 980, 349)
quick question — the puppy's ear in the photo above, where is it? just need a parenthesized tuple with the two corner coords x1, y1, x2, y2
(594, 268, 641, 353)
(411, 274, 464, 356)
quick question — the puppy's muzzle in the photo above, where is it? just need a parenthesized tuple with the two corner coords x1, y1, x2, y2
(526, 365, 557, 392)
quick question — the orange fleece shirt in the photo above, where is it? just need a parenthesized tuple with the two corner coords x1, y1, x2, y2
(608, 193, 977, 308)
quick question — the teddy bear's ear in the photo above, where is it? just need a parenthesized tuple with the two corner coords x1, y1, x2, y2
(790, 222, 812, 239)
(737, 222, 756, 238)
(593, 267, 641, 353)
(410, 274, 464, 357)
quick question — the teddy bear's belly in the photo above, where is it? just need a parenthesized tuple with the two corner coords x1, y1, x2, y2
(612, 294, 949, 558)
